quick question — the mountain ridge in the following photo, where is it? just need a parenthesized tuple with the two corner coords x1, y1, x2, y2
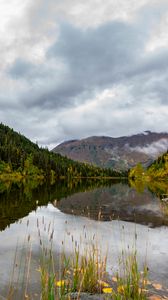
(53, 131, 168, 170)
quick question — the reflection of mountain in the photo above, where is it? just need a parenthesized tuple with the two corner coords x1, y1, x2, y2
(0, 179, 119, 231)
(1, 179, 168, 231)
(56, 183, 168, 227)
(53, 131, 168, 170)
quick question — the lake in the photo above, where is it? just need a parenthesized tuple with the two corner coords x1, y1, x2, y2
(0, 179, 168, 298)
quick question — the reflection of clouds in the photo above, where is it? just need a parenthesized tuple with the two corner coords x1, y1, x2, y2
(0, 204, 168, 290)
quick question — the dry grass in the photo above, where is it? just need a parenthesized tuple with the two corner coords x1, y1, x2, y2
(6, 217, 149, 300)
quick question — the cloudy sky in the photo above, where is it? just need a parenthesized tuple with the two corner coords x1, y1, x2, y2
(0, 0, 168, 148)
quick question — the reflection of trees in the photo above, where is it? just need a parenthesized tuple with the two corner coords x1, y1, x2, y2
(147, 181, 168, 199)
(129, 178, 168, 199)
(129, 178, 168, 216)
(0, 178, 123, 231)
(147, 181, 168, 217)
(128, 178, 146, 194)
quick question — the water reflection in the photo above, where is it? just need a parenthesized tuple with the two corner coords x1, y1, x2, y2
(0, 178, 167, 230)
(57, 183, 168, 227)
(0, 205, 168, 299)
(0, 179, 168, 298)
(0, 179, 121, 231)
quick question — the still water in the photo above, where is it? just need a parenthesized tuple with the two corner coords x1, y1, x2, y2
(0, 179, 168, 298)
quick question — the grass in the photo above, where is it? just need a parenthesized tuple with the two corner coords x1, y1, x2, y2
(37, 224, 148, 300)
(37, 247, 148, 300)
(6, 218, 150, 300)
(112, 251, 148, 300)
(39, 241, 107, 299)
(62, 243, 107, 293)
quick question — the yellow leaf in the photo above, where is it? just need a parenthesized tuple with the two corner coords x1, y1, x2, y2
(55, 280, 65, 287)
(102, 287, 113, 294)
(142, 279, 151, 285)
(117, 285, 125, 294)
(152, 283, 163, 290)
(112, 276, 118, 282)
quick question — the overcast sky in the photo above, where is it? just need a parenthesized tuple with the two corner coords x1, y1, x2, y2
(0, 0, 168, 148)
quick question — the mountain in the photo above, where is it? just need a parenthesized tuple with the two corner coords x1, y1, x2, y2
(0, 123, 121, 179)
(53, 131, 168, 170)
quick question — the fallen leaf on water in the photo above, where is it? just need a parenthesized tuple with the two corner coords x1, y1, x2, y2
(148, 295, 162, 300)
(142, 279, 151, 285)
(112, 276, 118, 282)
(102, 287, 113, 294)
(152, 283, 163, 290)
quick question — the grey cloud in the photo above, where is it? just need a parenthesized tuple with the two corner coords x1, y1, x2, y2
(20, 74, 93, 110)
(8, 18, 149, 110)
(47, 20, 147, 85)
(127, 49, 168, 79)
(9, 59, 35, 79)
(7, 7, 168, 113)
(22, 16, 168, 110)
(8, 58, 57, 80)
(129, 70, 168, 107)
(1, 1, 168, 146)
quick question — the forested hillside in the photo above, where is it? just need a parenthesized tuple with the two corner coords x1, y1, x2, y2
(147, 151, 168, 179)
(129, 151, 168, 180)
(0, 123, 123, 179)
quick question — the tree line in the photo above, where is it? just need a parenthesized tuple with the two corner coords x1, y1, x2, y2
(0, 123, 125, 179)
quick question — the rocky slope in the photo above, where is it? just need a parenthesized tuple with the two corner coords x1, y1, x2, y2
(53, 131, 168, 170)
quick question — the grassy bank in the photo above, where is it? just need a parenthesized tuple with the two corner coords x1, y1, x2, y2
(6, 221, 159, 300)
(37, 247, 149, 300)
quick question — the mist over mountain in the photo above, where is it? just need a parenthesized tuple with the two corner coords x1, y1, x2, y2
(53, 131, 168, 170)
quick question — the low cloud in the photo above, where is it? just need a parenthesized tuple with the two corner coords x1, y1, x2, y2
(130, 139, 168, 157)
